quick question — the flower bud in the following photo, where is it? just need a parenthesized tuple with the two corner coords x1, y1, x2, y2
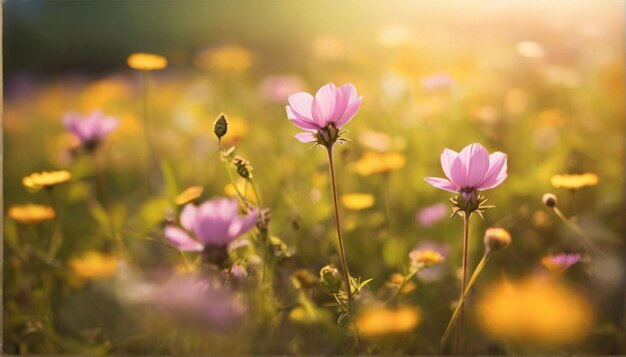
(484, 227, 512, 252)
(320, 264, 342, 293)
(233, 156, 253, 179)
(409, 249, 445, 268)
(542, 193, 557, 208)
(214, 113, 228, 140)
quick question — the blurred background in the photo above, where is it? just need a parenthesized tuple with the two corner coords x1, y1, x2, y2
(4, 0, 625, 354)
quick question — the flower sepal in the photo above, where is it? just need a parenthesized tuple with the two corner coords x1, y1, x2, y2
(313, 125, 350, 149)
(450, 192, 494, 219)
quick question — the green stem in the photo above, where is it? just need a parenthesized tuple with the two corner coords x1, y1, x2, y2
(326, 147, 353, 308)
(441, 252, 490, 352)
(327, 146, 362, 353)
(45, 188, 63, 260)
(455, 212, 471, 354)
(552, 206, 608, 258)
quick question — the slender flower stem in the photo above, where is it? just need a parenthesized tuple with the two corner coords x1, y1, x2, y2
(326, 147, 353, 308)
(455, 212, 471, 354)
(441, 252, 491, 352)
(551, 206, 608, 258)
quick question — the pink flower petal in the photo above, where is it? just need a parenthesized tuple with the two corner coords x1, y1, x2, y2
(477, 152, 508, 190)
(335, 95, 362, 128)
(440, 148, 459, 182)
(164, 226, 204, 251)
(228, 208, 259, 239)
(459, 143, 490, 188)
(294, 132, 317, 143)
(180, 204, 198, 232)
(424, 177, 459, 193)
(288, 92, 315, 123)
(311, 83, 338, 127)
(286, 106, 319, 130)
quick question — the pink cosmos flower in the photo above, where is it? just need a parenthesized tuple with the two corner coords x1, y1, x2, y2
(542, 253, 582, 274)
(131, 274, 245, 328)
(63, 111, 119, 150)
(260, 74, 304, 103)
(421, 73, 454, 91)
(165, 198, 258, 251)
(286, 82, 363, 144)
(416, 203, 448, 227)
(424, 143, 507, 195)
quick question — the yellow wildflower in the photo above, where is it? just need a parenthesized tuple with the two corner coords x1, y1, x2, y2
(476, 277, 593, 346)
(353, 152, 406, 176)
(22, 170, 71, 190)
(386, 273, 416, 295)
(69, 251, 119, 279)
(409, 249, 445, 267)
(224, 180, 257, 205)
(8, 204, 55, 224)
(175, 186, 204, 205)
(195, 45, 254, 72)
(341, 193, 375, 210)
(127, 53, 168, 71)
(357, 307, 421, 337)
(550, 173, 599, 190)
(220, 115, 248, 145)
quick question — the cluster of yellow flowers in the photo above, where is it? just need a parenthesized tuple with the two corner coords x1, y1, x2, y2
(352, 152, 406, 176)
(8, 204, 56, 224)
(550, 173, 599, 190)
(22, 170, 71, 190)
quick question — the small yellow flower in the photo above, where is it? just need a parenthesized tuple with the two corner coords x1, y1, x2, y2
(341, 193, 375, 210)
(69, 251, 119, 279)
(386, 273, 416, 295)
(8, 204, 55, 224)
(22, 170, 71, 190)
(195, 45, 254, 72)
(356, 307, 421, 337)
(409, 249, 445, 267)
(353, 152, 406, 176)
(219, 115, 248, 145)
(175, 186, 204, 205)
(550, 173, 599, 190)
(127, 53, 168, 71)
(224, 180, 257, 204)
(476, 277, 593, 346)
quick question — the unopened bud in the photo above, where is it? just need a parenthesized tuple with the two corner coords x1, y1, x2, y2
(320, 265, 342, 293)
(542, 193, 557, 208)
(214, 113, 228, 140)
(484, 227, 512, 252)
(233, 156, 253, 179)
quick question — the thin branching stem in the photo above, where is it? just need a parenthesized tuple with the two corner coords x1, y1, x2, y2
(442, 252, 491, 352)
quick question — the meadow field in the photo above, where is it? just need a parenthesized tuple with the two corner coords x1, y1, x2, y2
(3, 1, 625, 354)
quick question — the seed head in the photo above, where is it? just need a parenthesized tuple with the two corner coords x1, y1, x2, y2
(542, 193, 557, 208)
(214, 113, 228, 140)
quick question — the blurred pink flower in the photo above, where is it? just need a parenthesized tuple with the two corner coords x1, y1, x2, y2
(135, 274, 245, 328)
(63, 111, 119, 150)
(165, 197, 258, 251)
(424, 143, 507, 195)
(542, 253, 582, 274)
(416, 203, 448, 227)
(260, 74, 304, 103)
(421, 73, 454, 91)
(286, 82, 363, 143)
